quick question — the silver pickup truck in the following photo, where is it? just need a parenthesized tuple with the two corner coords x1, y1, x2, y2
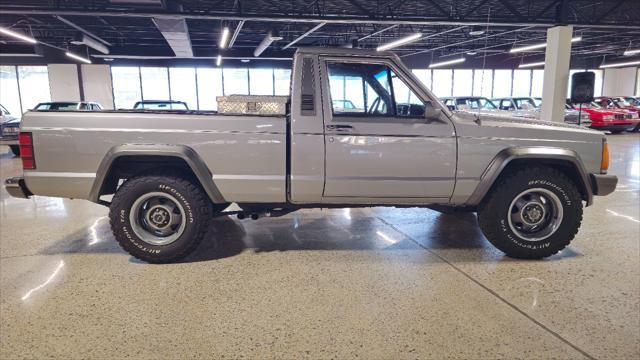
(5, 47, 617, 263)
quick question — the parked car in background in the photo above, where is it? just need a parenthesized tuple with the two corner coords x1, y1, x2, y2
(492, 97, 539, 119)
(440, 96, 506, 115)
(567, 100, 639, 133)
(594, 96, 640, 132)
(499, 97, 591, 126)
(34, 101, 103, 111)
(133, 100, 189, 110)
(0, 104, 21, 156)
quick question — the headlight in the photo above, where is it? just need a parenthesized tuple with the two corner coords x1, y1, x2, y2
(603, 115, 614, 121)
(580, 113, 590, 120)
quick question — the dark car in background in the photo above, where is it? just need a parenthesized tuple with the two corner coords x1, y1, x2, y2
(0, 104, 21, 156)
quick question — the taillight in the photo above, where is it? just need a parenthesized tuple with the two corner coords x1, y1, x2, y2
(601, 140, 609, 174)
(18, 132, 35, 170)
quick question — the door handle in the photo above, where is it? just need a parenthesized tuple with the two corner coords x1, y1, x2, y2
(326, 124, 354, 132)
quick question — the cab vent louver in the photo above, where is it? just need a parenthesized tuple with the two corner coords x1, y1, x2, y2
(300, 57, 315, 115)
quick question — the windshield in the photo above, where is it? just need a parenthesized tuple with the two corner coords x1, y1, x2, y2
(456, 98, 496, 110)
(35, 102, 78, 110)
(513, 98, 538, 110)
(623, 97, 639, 106)
(532, 98, 542, 107)
(612, 98, 632, 107)
(0, 104, 9, 115)
(134, 102, 188, 110)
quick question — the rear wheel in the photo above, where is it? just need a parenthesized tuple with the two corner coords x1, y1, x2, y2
(109, 173, 214, 263)
(477, 166, 583, 259)
(9, 145, 19, 156)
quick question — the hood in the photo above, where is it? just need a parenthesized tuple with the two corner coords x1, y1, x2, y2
(454, 110, 600, 134)
(1, 115, 20, 125)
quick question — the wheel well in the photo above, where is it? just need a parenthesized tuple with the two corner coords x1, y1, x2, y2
(488, 158, 589, 202)
(98, 155, 200, 197)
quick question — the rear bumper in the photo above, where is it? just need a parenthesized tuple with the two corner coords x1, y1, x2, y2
(590, 174, 618, 196)
(4, 176, 32, 198)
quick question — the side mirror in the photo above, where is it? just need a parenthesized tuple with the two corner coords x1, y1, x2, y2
(424, 101, 442, 122)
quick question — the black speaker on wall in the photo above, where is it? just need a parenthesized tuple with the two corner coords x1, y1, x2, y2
(570, 71, 595, 104)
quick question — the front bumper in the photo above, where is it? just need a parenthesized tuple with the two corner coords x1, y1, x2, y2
(0, 137, 18, 145)
(590, 174, 618, 196)
(4, 176, 32, 198)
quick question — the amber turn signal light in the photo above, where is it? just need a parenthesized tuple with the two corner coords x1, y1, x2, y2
(601, 141, 609, 173)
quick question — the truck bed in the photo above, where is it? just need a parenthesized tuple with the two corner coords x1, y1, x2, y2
(20, 110, 287, 202)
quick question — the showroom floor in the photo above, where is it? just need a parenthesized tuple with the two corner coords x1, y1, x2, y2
(1, 134, 638, 359)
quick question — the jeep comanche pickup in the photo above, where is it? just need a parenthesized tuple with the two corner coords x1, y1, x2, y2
(5, 48, 617, 263)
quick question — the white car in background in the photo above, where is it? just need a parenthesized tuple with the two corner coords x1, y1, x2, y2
(498, 97, 591, 126)
(34, 101, 103, 111)
(440, 96, 509, 115)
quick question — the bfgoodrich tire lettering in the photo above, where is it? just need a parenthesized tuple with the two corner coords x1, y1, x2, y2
(109, 174, 213, 263)
(478, 166, 583, 259)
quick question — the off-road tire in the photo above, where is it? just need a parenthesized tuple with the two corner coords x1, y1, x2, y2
(9, 145, 19, 156)
(478, 166, 583, 259)
(109, 174, 213, 263)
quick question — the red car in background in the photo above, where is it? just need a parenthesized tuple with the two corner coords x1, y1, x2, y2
(594, 96, 640, 132)
(567, 100, 639, 133)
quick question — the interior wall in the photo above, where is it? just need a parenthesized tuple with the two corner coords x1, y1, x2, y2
(47, 64, 81, 102)
(81, 64, 115, 109)
(602, 67, 638, 96)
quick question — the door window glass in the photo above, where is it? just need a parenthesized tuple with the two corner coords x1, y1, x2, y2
(327, 62, 426, 118)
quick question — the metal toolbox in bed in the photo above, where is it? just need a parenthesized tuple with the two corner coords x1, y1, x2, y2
(216, 95, 289, 116)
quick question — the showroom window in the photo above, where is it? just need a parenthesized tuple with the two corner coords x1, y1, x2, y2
(472, 69, 493, 98)
(249, 68, 274, 95)
(169, 67, 197, 110)
(411, 69, 432, 90)
(512, 70, 531, 97)
(17, 66, 51, 111)
(111, 66, 292, 110)
(0, 66, 22, 115)
(493, 70, 512, 98)
(432, 69, 453, 97)
(531, 70, 544, 98)
(196, 68, 223, 110)
(140, 67, 170, 100)
(0, 65, 51, 115)
(452, 69, 473, 96)
(274, 69, 291, 95)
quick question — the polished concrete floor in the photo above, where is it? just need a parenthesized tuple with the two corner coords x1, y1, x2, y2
(1, 134, 639, 359)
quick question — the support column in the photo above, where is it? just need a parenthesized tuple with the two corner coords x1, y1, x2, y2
(540, 25, 573, 122)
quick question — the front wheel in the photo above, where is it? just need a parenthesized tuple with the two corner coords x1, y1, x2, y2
(477, 166, 583, 259)
(109, 174, 214, 263)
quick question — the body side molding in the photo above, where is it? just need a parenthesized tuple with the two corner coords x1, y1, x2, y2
(88, 144, 226, 204)
(466, 146, 594, 206)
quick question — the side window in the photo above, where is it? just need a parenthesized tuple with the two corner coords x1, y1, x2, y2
(326, 62, 426, 119)
(79, 103, 89, 110)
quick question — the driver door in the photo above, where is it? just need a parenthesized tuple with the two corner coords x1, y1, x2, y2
(320, 57, 456, 201)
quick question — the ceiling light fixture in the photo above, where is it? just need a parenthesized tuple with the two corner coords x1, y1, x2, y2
(219, 26, 230, 49)
(599, 60, 640, 69)
(469, 26, 485, 36)
(216, 54, 222, 66)
(518, 61, 545, 68)
(466, 51, 477, 55)
(254, 30, 283, 57)
(510, 36, 582, 53)
(623, 49, 640, 56)
(0, 27, 37, 44)
(376, 33, 421, 52)
(65, 52, 91, 64)
(429, 57, 465, 68)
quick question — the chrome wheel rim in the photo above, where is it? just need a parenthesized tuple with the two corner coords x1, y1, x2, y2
(129, 192, 186, 246)
(507, 188, 563, 242)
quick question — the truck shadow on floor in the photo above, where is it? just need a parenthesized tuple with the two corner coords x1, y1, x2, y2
(37, 211, 580, 263)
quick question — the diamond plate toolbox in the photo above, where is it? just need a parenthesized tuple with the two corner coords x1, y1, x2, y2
(216, 95, 289, 116)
